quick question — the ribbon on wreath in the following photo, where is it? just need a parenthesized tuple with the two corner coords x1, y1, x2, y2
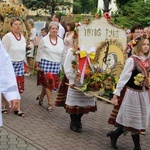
(79, 45, 96, 84)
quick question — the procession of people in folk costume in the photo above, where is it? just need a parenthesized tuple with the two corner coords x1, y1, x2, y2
(0, 1, 150, 150)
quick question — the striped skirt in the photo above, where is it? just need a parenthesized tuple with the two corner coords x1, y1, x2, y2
(54, 75, 68, 107)
(65, 87, 97, 114)
(108, 87, 149, 134)
(107, 87, 126, 125)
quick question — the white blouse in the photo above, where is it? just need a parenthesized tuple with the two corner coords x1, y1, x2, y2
(36, 35, 64, 63)
(64, 48, 76, 85)
(2, 32, 26, 61)
(30, 28, 36, 41)
(58, 23, 65, 39)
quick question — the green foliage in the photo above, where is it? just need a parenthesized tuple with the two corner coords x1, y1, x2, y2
(115, 0, 130, 7)
(55, 12, 66, 16)
(73, 14, 83, 22)
(73, 0, 98, 14)
(72, 1, 82, 14)
(24, 0, 150, 29)
(59, 70, 65, 81)
(24, 0, 72, 15)
(91, 7, 98, 15)
(112, 0, 150, 28)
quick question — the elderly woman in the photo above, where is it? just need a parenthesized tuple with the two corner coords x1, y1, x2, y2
(35, 21, 64, 111)
(2, 17, 26, 117)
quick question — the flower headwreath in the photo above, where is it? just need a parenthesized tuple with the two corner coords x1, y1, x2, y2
(131, 34, 149, 47)
(124, 34, 149, 54)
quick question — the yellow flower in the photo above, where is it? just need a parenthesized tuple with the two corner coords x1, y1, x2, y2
(115, 77, 119, 83)
(148, 77, 150, 83)
(134, 73, 144, 86)
(136, 73, 144, 80)
(134, 80, 140, 86)
(132, 40, 136, 45)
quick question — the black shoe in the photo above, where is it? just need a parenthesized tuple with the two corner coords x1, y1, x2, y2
(132, 134, 141, 150)
(134, 147, 141, 150)
(36, 95, 43, 105)
(70, 123, 81, 133)
(78, 122, 82, 129)
(107, 131, 118, 149)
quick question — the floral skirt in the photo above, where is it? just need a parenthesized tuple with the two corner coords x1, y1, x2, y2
(16, 76, 24, 93)
(37, 71, 59, 90)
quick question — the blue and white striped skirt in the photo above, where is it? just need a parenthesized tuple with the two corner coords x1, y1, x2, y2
(12, 61, 24, 76)
(39, 59, 61, 74)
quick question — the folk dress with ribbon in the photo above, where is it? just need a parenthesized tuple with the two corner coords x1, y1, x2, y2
(64, 47, 97, 114)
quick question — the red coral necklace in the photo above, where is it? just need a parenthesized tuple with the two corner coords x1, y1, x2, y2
(49, 36, 57, 46)
(12, 32, 21, 41)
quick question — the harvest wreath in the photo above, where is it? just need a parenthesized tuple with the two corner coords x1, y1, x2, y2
(70, 43, 117, 99)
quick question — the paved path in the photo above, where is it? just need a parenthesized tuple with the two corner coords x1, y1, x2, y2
(1, 76, 150, 150)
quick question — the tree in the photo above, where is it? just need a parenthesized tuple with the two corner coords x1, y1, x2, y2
(115, 0, 130, 7)
(24, 0, 73, 16)
(73, 0, 98, 14)
(112, 0, 150, 28)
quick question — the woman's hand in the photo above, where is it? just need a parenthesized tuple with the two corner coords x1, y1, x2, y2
(36, 66, 43, 71)
(8, 100, 19, 112)
(35, 62, 42, 71)
(70, 84, 75, 89)
(111, 94, 118, 106)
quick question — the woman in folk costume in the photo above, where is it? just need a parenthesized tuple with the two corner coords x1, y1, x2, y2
(35, 21, 64, 111)
(55, 21, 78, 107)
(63, 46, 97, 133)
(0, 40, 20, 126)
(107, 36, 150, 150)
(2, 17, 26, 117)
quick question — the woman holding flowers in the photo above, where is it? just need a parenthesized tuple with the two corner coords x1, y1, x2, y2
(107, 36, 150, 150)
(64, 47, 97, 133)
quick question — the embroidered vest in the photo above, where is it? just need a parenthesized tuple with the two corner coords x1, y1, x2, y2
(126, 56, 150, 91)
